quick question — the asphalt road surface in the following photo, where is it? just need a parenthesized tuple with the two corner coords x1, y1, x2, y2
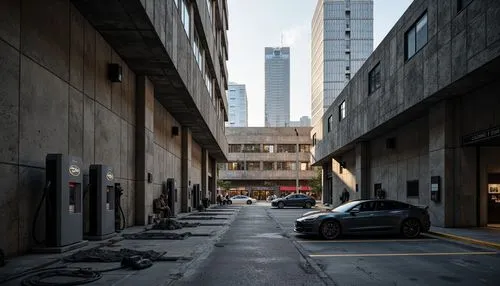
(175, 203, 500, 286)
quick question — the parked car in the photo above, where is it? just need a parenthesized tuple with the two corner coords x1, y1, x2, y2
(295, 199, 431, 239)
(230, 195, 257, 205)
(271, 194, 316, 209)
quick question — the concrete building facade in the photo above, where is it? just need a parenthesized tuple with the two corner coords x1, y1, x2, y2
(265, 47, 291, 127)
(218, 127, 316, 200)
(226, 82, 248, 127)
(311, 0, 373, 129)
(312, 0, 500, 228)
(0, 0, 229, 256)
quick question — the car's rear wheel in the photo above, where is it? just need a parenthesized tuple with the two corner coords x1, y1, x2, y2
(320, 220, 341, 240)
(246, 200, 252, 205)
(401, 218, 421, 238)
(304, 202, 312, 209)
(277, 201, 285, 209)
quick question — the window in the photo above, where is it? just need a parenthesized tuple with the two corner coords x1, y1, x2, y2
(407, 180, 419, 197)
(180, 0, 190, 38)
(405, 12, 427, 60)
(358, 201, 376, 212)
(312, 133, 317, 146)
(228, 162, 244, 170)
(377, 201, 410, 211)
(205, 63, 212, 98)
(299, 144, 310, 153)
(277, 144, 296, 153)
(263, 144, 274, 153)
(339, 101, 346, 121)
(192, 29, 203, 70)
(245, 161, 260, 171)
(276, 162, 296, 170)
(206, 0, 212, 19)
(228, 144, 242, 153)
(243, 144, 260, 153)
(263, 162, 274, 170)
(300, 162, 309, 171)
(457, 0, 473, 12)
(327, 115, 333, 132)
(368, 63, 381, 94)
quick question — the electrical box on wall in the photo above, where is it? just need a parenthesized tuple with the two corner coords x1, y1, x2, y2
(431, 176, 441, 202)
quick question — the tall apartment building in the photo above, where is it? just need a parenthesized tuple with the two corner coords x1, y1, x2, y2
(226, 82, 248, 127)
(311, 0, 373, 128)
(265, 47, 291, 127)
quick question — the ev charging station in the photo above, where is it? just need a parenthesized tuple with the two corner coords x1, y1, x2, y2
(33, 154, 88, 253)
(85, 164, 116, 240)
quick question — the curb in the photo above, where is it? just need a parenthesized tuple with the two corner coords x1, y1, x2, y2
(427, 231, 500, 251)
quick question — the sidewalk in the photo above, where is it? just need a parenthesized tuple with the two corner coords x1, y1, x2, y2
(427, 226, 500, 250)
(0, 205, 240, 286)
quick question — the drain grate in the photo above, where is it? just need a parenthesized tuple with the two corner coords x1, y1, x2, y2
(179, 217, 228, 220)
(123, 232, 191, 240)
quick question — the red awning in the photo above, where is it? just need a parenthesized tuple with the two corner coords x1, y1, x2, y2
(279, 186, 312, 192)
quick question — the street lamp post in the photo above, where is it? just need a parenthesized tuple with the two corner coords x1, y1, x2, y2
(295, 129, 299, 194)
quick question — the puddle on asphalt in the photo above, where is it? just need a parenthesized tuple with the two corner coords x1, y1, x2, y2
(251, 233, 285, 239)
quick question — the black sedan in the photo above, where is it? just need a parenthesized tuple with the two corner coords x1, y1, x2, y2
(295, 199, 431, 239)
(271, 194, 316, 209)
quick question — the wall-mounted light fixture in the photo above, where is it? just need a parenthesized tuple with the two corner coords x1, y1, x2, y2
(108, 63, 122, 83)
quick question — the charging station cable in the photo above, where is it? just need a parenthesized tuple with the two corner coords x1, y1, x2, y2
(32, 181, 51, 245)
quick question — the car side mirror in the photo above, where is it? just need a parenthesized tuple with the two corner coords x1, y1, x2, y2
(350, 208, 360, 215)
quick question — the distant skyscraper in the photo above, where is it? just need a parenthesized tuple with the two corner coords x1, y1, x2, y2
(300, 116, 311, 127)
(226, 82, 248, 127)
(265, 47, 290, 127)
(311, 0, 373, 128)
(290, 116, 312, 127)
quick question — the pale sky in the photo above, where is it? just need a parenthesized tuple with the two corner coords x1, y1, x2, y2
(226, 0, 414, 127)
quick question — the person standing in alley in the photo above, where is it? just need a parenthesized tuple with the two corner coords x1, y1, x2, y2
(340, 188, 350, 204)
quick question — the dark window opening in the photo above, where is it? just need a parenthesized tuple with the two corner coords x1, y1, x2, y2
(339, 101, 346, 121)
(368, 63, 381, 94)
(327, 115, 333, 132)
(407, 180, 419, 197)
(405, 12, 428, 60)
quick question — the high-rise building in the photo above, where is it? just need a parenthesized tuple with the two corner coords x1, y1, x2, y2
(290, 116, 312, 127)
(311, 0, 373, 128)
(226, 82, 248, 127)
(265, 47, 290, 127)
(300, 116, 312, 127)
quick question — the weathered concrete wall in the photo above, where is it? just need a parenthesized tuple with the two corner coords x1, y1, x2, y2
(153, 99, 182, 215)
(315, 0, 500, 161)
(0, 1, 136, 256)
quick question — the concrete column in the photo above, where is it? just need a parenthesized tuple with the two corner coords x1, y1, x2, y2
(135, 76, 154, 225)
(201, 148, 208, 199)
(210, 157, 217, 203)
(181, 126, 192, 212)
(322, 161, 332, 204)
(355, 141, 370, 199)
(429, 100, 457, 227)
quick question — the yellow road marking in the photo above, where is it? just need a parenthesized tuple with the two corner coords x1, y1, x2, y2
(309, 252, 497, 258)
(297, 239, 438, 243)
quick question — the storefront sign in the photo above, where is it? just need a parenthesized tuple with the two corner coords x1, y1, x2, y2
(462, 126, 500, 144)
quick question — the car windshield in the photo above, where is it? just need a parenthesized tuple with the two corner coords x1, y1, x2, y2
(331, 201, 361, 213)
(285, 194, 294, 199)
